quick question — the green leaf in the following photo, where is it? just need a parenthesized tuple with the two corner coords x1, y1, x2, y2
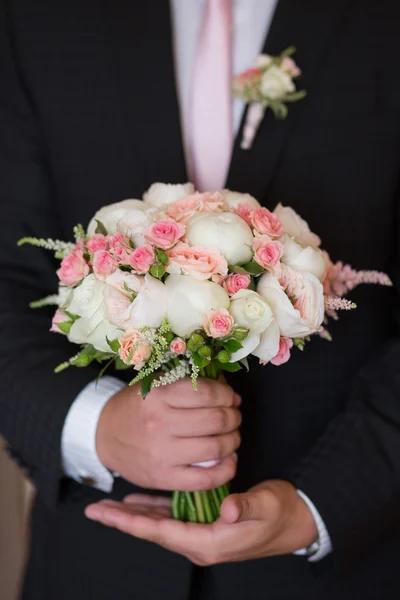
(279, 45, 296, 58)
(214, 360, 242, 373)
(62, 310, 80, 321)
(97, 357, 115, 382)
(242, 261, 265, 275)
(230, 265, 249, 274)
(106, 337, 121, 352)
(57, 320, 73, 334)
(239, 357, 250, 372)
(115, 357, 132, 370)
(156, 248, 169, 266)
(140, 372, 155, 399)
(285, 90, 307, 102)
(223, 339, 243, 353)
(192, 351, 211, 369)
(95, 220, 108, 235)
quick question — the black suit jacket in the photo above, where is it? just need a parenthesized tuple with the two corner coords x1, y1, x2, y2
(1, 1, 400, 599)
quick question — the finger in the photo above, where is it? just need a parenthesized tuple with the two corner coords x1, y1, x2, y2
(123, 494, 171, 508)
(172, 453, 237, 491)
(85, 501, 170, 525)
(170, 407, 242, 437)
(166, 379, 239, 409)
(220, 491, 267, 524)
(174, 430, 241, 465)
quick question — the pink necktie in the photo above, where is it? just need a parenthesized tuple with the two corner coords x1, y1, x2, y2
(189, 0, 232, 192)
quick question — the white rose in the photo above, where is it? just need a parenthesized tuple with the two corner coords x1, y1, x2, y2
(143, 182, 195, 208)
(230, 290, 273, 335)
(254, 54, 273, 69)
(185, 212, 254, 266)
(66, 275, 121, 351)
(221, 190, 261, 210)
(252, 319, 280, 363)
(117, 206, 158, 247)
(257, 271, 324, 338)
(87, 199, 146, 237)
(166, 274, 230, 338)
(260, 65, 295, 99)
(274, 204, 321, 248)
(125, 274, 167, 330)
(103, 271, 144, 328)
(281, 235, 328, 282)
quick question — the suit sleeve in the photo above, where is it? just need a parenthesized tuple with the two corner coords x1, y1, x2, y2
(288, 187, 400, 566)
(0, 0, 99, 509)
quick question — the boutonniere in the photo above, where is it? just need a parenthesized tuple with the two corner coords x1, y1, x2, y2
(232, 47, 306, 150)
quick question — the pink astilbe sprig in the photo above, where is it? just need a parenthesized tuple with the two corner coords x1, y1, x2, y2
(324, 296, 357, 320)
(325, 262, 392, 297)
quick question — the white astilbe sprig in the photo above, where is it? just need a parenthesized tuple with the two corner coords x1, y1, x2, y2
(152, 359, 191, 388)
(17, 236, 75, 258)
(29, 294, 60, 309)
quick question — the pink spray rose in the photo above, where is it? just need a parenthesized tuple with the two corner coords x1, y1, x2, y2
(166, 194, 203, 223)
(281, 57, 301, 77)
(50, 310, 69, 334)
(170, 337, 187, 355)
(166, 243, 228, 281)
(270, 337, 293, 366)
(118, 328, 152, 369)
(86, 234, 109, 253)
(145, 219, 186, 249)
(223, 273, 251, 296)
(232, 68, 262, 92)
(129, 244, 155, 274)
(203, 308, 234, 338)
(57, 247, 89, 287)
(233, 202, 255, 226)
(201, 191, 226, 212)
(92, 251, 118, 280)
(253, 235, 284, 270)
(251, 207, 284, 238)
(108, 232, 132, 264)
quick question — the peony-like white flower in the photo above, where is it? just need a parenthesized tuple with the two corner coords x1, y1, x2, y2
(117, 207, 158, 248)
(252, 320, 280, 363)
(185, 212, 254, 266)
(260, 65, 295, 99)
(166, 274, 230, 338)
(103, 270, 144, 328)
(281, 235, 328, 282)
(221, 190, 261, 210)
(143, 182, 195, 208)
(66, 274, 121, 351)
(257, 271, 324, 338)
(230, 290, 273, 335)
(274, 204, 321, 248)
(125, 274, 167, 330)
(87, 199, 146, 237)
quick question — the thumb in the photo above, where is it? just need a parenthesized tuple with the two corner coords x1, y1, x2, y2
(220, 491, 266, 524)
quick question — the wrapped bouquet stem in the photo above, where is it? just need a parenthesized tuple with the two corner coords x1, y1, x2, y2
(20, 182, 392, 524)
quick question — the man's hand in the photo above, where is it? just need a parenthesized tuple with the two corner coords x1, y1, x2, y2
(96, 377, 241, 491)
(85, 480, 319, 565)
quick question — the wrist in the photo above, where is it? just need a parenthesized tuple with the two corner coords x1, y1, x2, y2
(95, 389, 122, 472)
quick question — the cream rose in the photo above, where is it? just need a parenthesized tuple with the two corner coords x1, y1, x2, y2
(185, 212, 254, 266)
(257, 271, 324, 338)
(87, 199, 145, 237)
(281, 235, 328, 282)
(274, 204, 321, 248)
(221, 190, 261, 210)
(229, 289, 274, 335)
(166, 274, 230, 338)
(260, 65, 295, 99)
(103, 271, 143, 328)
(143, 182, 195, 208)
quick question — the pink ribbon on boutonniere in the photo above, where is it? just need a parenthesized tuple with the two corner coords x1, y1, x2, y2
(232, 47, 306, 150)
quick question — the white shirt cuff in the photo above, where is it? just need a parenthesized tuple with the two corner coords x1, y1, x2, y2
(293, 489, 333, 561)
(61, 376, 126, 493)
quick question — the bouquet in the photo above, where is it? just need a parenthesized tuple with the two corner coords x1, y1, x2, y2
(19, 182, 392, 523)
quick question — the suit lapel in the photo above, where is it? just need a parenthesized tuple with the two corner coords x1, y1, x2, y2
(226, 0, 351, 204)
(106, 0, 187, 193)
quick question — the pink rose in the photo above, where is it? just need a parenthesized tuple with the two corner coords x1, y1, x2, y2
(86, 234, 109, 253)
(57, 247, 89, 287)
(281, 57, 301, 77)
(118, 329, 152, 369)
(166, 243, 228, 281)
(270, 337, 293, 366)
(232, 68, 262, 91)
(223, 273, 251, 296)
(233, 202, 254, 226)
(92, 251, 118, 280)
(108, 233, 132, 264)
(170, 337, 186, 355)
(201, 191, 226, 212)
(203, 308, 234, 338)
(50, 310, 69, 334)
(253, 235, 284, 270)
(145, 219, 186, 249)
(251, 208, 284, 238)
(166, 194, 203, 223)
(130, 244, 155, 274)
